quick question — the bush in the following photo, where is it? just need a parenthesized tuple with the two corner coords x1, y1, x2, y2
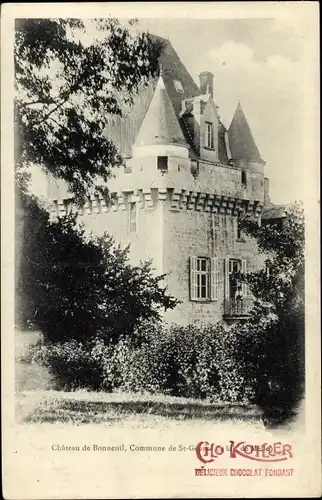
(235, 312, 305, 427)
(125, 323, 253, 403)
(237, 203, 305, 427)
(20, 337, 113, 391)
(16, 194, 178, 345)
(22, 322, 253, 403)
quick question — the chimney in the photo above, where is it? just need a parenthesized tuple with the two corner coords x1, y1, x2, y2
(199, 71, 214, 97)
(264, 177, 271, 205)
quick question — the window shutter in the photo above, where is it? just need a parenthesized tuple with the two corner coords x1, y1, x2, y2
(190, 256, 198, 300)
(224, 258, 230, 299)
(210, 257, 220, 300)
(219, 259, 224, 298)
(241, 259, 248, 297)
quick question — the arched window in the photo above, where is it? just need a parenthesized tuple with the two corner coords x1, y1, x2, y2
(241, 170, 247, 187)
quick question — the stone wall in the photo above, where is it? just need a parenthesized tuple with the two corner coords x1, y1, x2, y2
(47, 153, 266, 327)
(79, 200, 164, 275)
(162, 203, 264, 325)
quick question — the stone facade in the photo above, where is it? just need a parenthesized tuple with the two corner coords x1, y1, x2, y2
(47, 35, 270, 326)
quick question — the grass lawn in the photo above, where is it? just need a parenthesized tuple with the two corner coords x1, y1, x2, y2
(15, 332, 264, 429)
(16, 389, 263, 427)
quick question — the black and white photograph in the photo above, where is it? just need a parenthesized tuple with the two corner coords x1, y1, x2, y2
(2, 2, 320, 499)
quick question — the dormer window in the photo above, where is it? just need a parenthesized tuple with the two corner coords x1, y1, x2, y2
(173, 80, 184, 93)
(205, 122, 214, 149)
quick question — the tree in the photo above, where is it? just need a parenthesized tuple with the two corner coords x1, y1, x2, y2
(14, 19, 176, 342)
(16, 193, 178, 344)
(235, 202, 305, 427)
(15, 18, 161, 202)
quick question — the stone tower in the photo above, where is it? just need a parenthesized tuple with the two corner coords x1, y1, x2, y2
(48, 36, 269, 325)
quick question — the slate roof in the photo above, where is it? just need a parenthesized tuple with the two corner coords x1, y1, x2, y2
(104, 35, 200, 158)
(134, 75, 188, 148)
(103, 35, 262, 166)
(261, 204, 288, 220)
(218, 121, 229, 164)
(228, 103, 265, 164)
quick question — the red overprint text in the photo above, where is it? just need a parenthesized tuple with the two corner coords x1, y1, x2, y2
(196, 440, 293, 464)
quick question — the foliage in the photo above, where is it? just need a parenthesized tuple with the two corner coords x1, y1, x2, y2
(20, 336, 112, 391)
(15, 19, 168, 343)
(237, 202, 305, 427)
(15, 194, 178, 343)
(15, 18, 161, 202)
(21, 323, 253, 403)
(240, 201, 304, 314)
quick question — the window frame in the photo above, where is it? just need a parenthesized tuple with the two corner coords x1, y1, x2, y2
(157, 156, 168, 172)
(225, 258, 248, 299)
(190, 256, 222, 302)
(196, 257, 210, 300)
(241, 170, 247, 187)
(205, 121, 214, 149)
(190, 256, 210, 301)
(128, 201, 138, 234)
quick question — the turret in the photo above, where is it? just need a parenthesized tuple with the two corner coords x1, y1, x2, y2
(228, 102, 265, 174)
(132, 74, 189, 160)
(228, 102, 266, 203)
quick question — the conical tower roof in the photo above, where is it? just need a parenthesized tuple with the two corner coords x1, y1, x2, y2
(134, 75, 188, 148)
(228, 103, 264, 164)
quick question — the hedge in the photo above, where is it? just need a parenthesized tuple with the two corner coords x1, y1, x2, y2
(19, 322, 254, 403)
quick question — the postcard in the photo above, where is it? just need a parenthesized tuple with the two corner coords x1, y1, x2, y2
(1, 2, 320, 498)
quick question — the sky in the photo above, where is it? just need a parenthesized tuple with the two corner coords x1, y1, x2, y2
(28, 15, 308, 206)
(134, 17, 305, 205)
